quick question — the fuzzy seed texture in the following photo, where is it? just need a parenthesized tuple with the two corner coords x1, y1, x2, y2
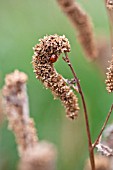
(2, 70, 38, 155)
(106, 60, 113, 93)
(32, 34, 79, 119)
(57, 0, 97, 59)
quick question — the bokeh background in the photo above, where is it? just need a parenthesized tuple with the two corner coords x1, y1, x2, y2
(0, 0, 113, 169)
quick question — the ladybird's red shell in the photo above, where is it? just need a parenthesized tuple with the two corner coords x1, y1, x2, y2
(49, 54, 58, 63)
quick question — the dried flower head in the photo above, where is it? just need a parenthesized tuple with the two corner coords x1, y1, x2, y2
(2, 70, 38, 156)
(18, 141, 57, 170)
(32, 34, 79, 119)
(34, 34, 70, 58)
(105, 59, 113, 93)
(106, 0, 113, 10)
(84, 155, 110, 170)
(57, 0, 97, 59)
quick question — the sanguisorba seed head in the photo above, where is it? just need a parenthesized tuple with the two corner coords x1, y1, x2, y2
(32, 34, 79, 119)
(106, 59, 113, 93)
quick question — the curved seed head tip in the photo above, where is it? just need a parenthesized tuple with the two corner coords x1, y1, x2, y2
(105, 60, 113, 93)
(32, 34, 79, 119)
(33, 34, 70, 64)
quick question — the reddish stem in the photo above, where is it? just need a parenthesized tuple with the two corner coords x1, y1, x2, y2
(63, 53, 95, 170)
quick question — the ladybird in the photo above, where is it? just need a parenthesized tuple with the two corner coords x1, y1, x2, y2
(49, 54, 58, 63)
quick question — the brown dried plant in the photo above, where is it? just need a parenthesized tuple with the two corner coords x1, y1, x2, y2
(32, 34, 96, 169)
(2, 70, 57, 170)
(2, 70, 38, 156)
(32, 34, 79, 119)
(56, 0, 97, 60)
(105, 0, 113, 93)
(105, 59, 113, 93)
(32, 33, 113, 170)
(2, 1, 113, 170)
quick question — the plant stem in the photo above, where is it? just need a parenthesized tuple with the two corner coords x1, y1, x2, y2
(93, 104, 113, 149)
(63, 53, 95, 170)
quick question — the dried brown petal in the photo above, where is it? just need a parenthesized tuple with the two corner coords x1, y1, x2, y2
(32, 34, 79, 119)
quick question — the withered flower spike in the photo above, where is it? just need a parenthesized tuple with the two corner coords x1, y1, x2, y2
(32, 34, 79, 119)
(105, 59, 113, 93)
(57, 0, 97, 59)
(2, 70, 38, 156)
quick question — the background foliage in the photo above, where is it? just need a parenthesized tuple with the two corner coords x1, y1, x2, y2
(0, 0, 112, 169)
